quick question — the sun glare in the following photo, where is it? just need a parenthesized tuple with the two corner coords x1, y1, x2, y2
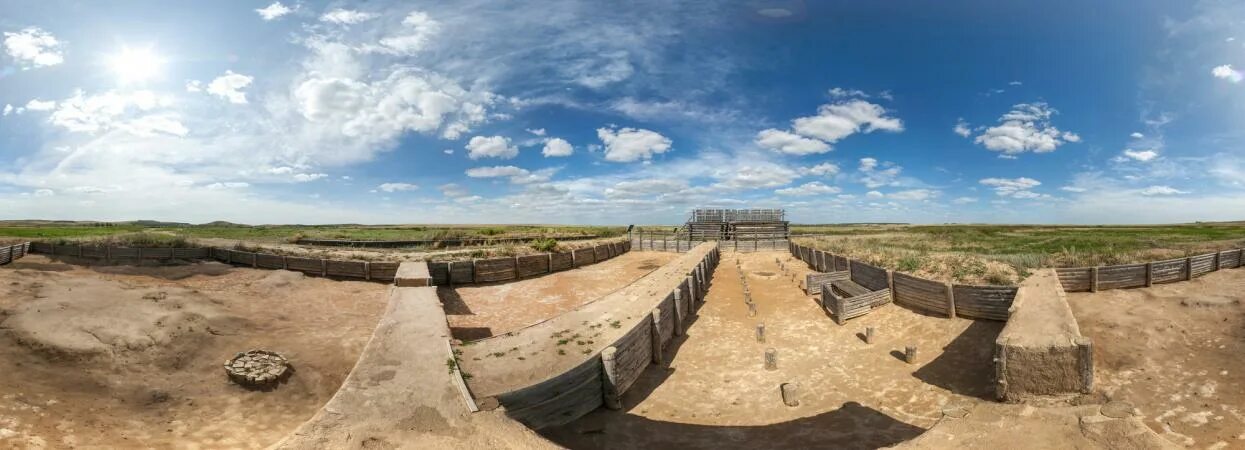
(107, 47, 165, 84)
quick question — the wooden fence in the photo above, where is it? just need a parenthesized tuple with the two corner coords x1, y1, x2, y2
(789, 243, 1017, 322)
(0, 242, 30, 266)
(630, 238, 788, 253)
(27, 242, 399, 282)
(1055, 248, 1245, 292)
(426, 241, 631, 286)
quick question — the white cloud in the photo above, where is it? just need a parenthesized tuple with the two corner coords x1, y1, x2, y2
(802, 163, 840, 177)
(465, 165, 554, 184)
(465, 135, 518, 160)
(973, 103, 1079, 156)
(775, 181, 841, 196)
(526, 128, 546, 136)
(1129, 132, 1144, 139)
(570, 51, 634, 88)
(980, 177, 1045, 198)
(378, 182, 419, 192)
(865, 190, 884, 199)
(255, 2, 294, 21)
(205, 182, 249, 190)
(1060, 186, 1088, 193)
(320, 9, 377, 25)
(755, 128, 830, 155)
(375, 12, 442, 55)
(888, 189, 937, 201)
(1212, 64, 1244, 83)
(47, 90, 175, 134)
(1140, 185, 1189, 195)
(121, 113, 189, 137)
(952, 196, 978, 204)
(542, 138, 573, 157)
(711, 160, 799, 190)
(2, 104, 12, 116)
(24, 99, 55, 111)
(953, 118, 971, 137)
(604, 179, 688, 198)
(596, 126, 672, 162)
(293, 173, 327, 182)
(31, 188, 55, 197)
(438, 183, 469, 198)
(1117, 149, 1159, 162)
(1008, 81, 1023, 86)
(790, 99, 903, 143)
(205, 71, 254, 104)
(856, 157, 904, 188)
(3, 27, 64, 69)
(828, 87, 868, 98)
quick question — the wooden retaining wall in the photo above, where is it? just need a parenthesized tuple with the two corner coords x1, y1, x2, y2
(630, 238, 789, 253)
(790, 244, 1018, 322)
(1054, 248, 1245, 292)
(488, 245, 720, 430)
(0, 242, 31, 266)
(30, 242, 212, 260)
(426, 241, 631, 286)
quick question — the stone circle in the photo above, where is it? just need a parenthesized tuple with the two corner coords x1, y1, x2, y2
(225, 349, 291, 388)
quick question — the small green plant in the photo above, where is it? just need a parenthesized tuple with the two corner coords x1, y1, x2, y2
(609, 320, 622, 329)
(530, 238, 559, 252)
(445, 358, 458, 374)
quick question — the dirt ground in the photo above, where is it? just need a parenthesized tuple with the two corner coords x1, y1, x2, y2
(1069, 269, 1245, 449)
(0, 255, 388, 449)
(540, 251, 1003, 449)
(443, 251, 678, 340)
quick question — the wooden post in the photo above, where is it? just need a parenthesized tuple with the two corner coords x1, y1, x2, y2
(1185, 257, 1193, 281)
(671, 291, 684, 336)
(756, 323, 765, 343)
(905, 346, 918, 364)
(1089, 267, 1099, 292)
(321, 259, 328, 277)
(1213, 252, 1221, 271)
(764, 348, 778, 370)
(282, 256, 289, 270)
(364, 261, 371, 281)
(1145, 262, 1153, 287)
(601, 347, 622, 410)
(781, 382, 800, 407)
(650, 310, 664, 364)
(865, 327, 875, 344)
(945, 282, 956, 319)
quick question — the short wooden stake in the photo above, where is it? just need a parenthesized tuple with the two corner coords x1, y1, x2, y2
(905, 346, 918, 364)
(945, 282, 956, 319)
(1089, 267, 1099, 292)
(601, 347, 622, 410)
(865, 327, 875, 344)
(764, 348, 778, 370)
(781, 382, 800, 407)
(756, 324, 766, 343)
(1144, 262, 1153, 287)
(1185, 257, 1193, 281)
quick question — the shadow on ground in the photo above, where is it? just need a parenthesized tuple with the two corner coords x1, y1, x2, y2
(911, 319, 1003, 400)
(538, 401, 924, 449)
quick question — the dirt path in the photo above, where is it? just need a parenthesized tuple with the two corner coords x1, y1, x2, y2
(0, 255, 388, 449)
(540, 251, 1002, 449)
(1068, 269, 1245, 448)
(444, 252, 679, 340)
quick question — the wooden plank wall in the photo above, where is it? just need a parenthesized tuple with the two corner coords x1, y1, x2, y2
(0, 242, 30, 266)
(892, 272, 950, 316)
(495, 245, 720, 430)
(1054, 249, 1245, 292)
(430, 241, 631, 286)
(849, 260, 890, 292)
(953, 285, 1017, 321)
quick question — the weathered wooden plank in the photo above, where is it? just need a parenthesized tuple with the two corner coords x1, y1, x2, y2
(326, 260, 367, 278)
(611, 319, 652, 395)
(474, 257, 518, 283)
(515, 254, 550, 278)
(369, 262, 400, 281)
(449, 261, 474, 284)
(1097, 263, 1147, 290)
(255, 253, 285, 269)
(550, 252, 574, 272)
(849, 260, 890, 292)
(572, 248, 596, 266)
(429, 262, 450, 285)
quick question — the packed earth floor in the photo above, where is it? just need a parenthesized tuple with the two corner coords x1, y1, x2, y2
(1068, 269, 1245, 448)
(443, 251, 678, 340)
(540, 251, 1004, 449)
(0, 255, 388, 449)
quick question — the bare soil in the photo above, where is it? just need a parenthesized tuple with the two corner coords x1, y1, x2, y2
(443, 251, 678, 340)
(1069, 269, 1245, 448)
(540, 251, 1003, 449)
(0, 255, 388, 449)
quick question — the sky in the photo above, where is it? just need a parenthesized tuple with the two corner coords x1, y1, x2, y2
(1, 0, 1244, 225)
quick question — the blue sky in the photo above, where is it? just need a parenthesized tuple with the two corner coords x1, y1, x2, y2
(1, 0, 1243, 225)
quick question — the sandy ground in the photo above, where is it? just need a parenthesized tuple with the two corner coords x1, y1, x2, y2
(443, 251, 678, 340)
(540, 251, 1003, 449)
(1069, 269, 1245, 449)
(0, 255, 388, 449)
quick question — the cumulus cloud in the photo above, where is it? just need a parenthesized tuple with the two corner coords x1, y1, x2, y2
(375, 12, 441, 55)
(542, 138, 573, 157)
(596, 126, 672, 162)
(377, 182, 419, 192)
(205, 182, 249, 190)
(604, 178, 688, 198)
(791, 99, 903, 143)
(24, 99, 55, 111)
(255, 2, 294, 20)
(47, 90, 176, 134)
(1212, 64, 1243, 83)
(206, 70, 254, 104)
(1140, 185, 1189, 195)
(952, 197, 978, 204)
(3, 27, 64, 69)
(438, 183, 469, 198)
(980, 177, 1045, 198)
(775, 181, 841, 196)
(973, 103, 1080, 157)
(465, 135, 518, 159)
(953, 118, 971, 137)
(888, 189, 937, 201)
(293, 173, 327, 182)
(856, 157, 904, 188)
(1060, 186, 1088, 193)
(1130, 132, 1144, 139)
(1116, 149, 1159, 162)
(802, 162, 840, 177)
(320, 9, 377, 25)
(828, 87, 868, 98)
(755, 129, 830, 155)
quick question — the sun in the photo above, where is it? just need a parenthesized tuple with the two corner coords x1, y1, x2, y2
(107, 47, 165, 84)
